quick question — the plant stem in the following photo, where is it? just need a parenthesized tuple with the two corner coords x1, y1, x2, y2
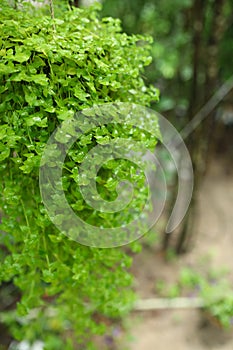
(49, 0, 56, 31)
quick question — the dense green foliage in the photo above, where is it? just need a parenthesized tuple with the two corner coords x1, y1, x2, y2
(0, 2, 159, 348)
(101, 0, 192, 113)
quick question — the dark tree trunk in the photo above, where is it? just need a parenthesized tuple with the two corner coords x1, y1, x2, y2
(69, 0, 79, 8)
(175, 0, 227, 254)
(162, 0, 228, 254)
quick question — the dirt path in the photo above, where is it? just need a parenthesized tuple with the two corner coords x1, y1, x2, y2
(128, 156, 233, 350)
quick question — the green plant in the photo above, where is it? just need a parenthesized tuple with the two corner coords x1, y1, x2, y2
(155, 266, 233, 329)
(179, 267, 233, 329)
(0, 2, 159, 349)
(201, 280, 233, 329)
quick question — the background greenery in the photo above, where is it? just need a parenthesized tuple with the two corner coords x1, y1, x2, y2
(101, 0, 233, 252)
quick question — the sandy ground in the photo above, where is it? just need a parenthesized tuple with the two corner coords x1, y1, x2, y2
(128, 155, 233, 350)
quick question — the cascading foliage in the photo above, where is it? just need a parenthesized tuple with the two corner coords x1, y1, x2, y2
(0, 1, 159, 349)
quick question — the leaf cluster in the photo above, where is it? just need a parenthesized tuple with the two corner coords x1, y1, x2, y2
(0, 2, 159, 349)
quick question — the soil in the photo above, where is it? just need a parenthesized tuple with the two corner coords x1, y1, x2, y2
(127, 153, 233, 350)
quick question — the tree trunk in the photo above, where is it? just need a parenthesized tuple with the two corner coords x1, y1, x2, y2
(175, 0, 227, 254)
(69, 0, 79, 8)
